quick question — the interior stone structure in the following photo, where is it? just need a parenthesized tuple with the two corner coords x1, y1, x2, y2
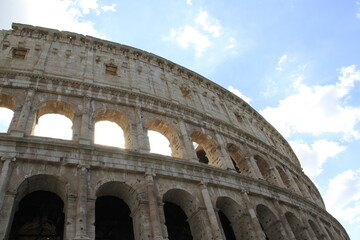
(0, 23, 350, 240)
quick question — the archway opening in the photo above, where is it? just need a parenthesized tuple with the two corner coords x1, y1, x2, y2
(9, 191, 65, 240)
(191, 131, 223, 168)
(95, 196, 134, 240)
(163, 201, 192, 240)
(0, 107, 14, 132)
(218, 210, 236, 240)
(148, 130, 172, 156)
(33, 114, 73, 140)
(95, 121, 125, 148)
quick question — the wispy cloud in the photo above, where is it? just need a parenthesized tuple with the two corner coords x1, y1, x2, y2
(0, 0, 116, 39)
(260, 65, 360, 139)
(227, 86, 251, 103)
(324, 169, 360, 225)
(275, 54, 288, 71)
(165, 9, 236, 58)
(289, 140, 345, 178)
(169, 25, 211, 57)
(195, 10, 221, 37)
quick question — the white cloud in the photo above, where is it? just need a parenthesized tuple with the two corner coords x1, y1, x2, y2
(275, 54, 288, 71)
(260, 65, 360, 139)
(186, 0, 192, 5)
(324, 169, 360, 224)
(289, 140, 345, 178)
(278, 54, 287, 64)
(228, 86, 252, 103)
(0, 0, 116, 39)
(101, 4, 117, 12)
(195, 10, 222, 37)
(166, 9, 231, 58)
(169, 25, 211, 57)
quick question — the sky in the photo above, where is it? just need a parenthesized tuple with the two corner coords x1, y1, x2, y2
(0, 0, 360, 238)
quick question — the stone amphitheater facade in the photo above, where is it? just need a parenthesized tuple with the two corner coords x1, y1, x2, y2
(0, 23, 349, 240)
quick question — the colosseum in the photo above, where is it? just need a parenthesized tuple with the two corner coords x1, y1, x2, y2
(0, 23, 349, 240)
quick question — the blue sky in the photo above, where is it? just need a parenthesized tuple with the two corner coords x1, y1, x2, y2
(1, 0, 360, 238)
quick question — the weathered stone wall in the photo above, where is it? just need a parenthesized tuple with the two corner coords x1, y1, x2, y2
(0, 23, 349, 239)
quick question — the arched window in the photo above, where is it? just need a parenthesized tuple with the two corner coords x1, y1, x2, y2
(94, 110, 131, 149)
(226, 143, 253, 176)
(147, 119, 182, 158)
(191, 131, 223, 168)
(32, 101, 75, 140)
(0, 107, 14, 133)
(255, 156, 277, 185)
(0, 94, 15, 133)
(95, 121, 125, 148)
(9, 191, 65, 240)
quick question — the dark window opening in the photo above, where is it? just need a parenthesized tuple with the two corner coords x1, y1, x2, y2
(105, 65, 117, 75)
(259, 223, 270, 240)
(164, 202, 192, 240)
(95, 196, 134, 240)
(9, 191, 65, 240)
(12, 48, 28, 59)
(218, 211, 236, 240)
(230, 157, 240, 173)
(196, 150, 209, 164)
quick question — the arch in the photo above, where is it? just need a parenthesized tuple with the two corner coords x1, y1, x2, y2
(216, 196, 253, 240)
(163, 188, 202, 239)
(7, 175, 68, 240)
(325, 227, 335, 240)
(95, 109, 131, 148)
(308, 219, 322, 239)
(285, 212, 307, 240)
(226, 143, 252, 176)
(0, 94, 15, 133)
(9, 191, 65, 240)
(256, 204, 286, 240)
(0, 93, 15, 110)
(254, 155, 277, 185)
(15, 174, 68, 203)
(147, 119, 183, 158)
(191, 131, 223, 168)
(95, 181, 139, 212)
(32, 100, 75, 140)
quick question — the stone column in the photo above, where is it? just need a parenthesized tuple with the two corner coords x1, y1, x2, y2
(272, 200, 296, 239)
(132, 201, 153, 240)
(240, 191, 267, 239)
(64, 195, 77, 240)
(134, 107, 150, 153)
(10, 89, 35, 137)
(247, 155, 263, 179)
(284, 168, 302, 194)
(269, 167, 284, 187)
(214, 133, 235, 170)
(316, 216, 331, 239)
(178, 121, 198, 162)
(78, 97, 92, 145)
(0, 192, 16, 240)
(298, 210, 317, 239)
(145, 173, 163, 240)
(74, 166, 90, 240)
(200, 182, 223, 240)
(0, 157, 15, 213)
